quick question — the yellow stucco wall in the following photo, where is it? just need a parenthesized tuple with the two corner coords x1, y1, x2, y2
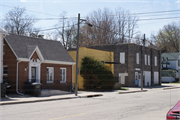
(68, 47, 114, 89)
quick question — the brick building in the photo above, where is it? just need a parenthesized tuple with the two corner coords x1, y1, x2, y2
(89, 43, 161, 87)
(3, 34, 75, 94)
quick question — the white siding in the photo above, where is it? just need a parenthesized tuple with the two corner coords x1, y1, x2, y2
(161, 77, 175, 82)
(168, 61, 178, 70)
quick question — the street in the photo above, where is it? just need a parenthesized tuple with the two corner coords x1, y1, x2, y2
(1, 88, 180, 120)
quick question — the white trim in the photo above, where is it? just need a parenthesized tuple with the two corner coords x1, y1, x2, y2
(60, 68, 66, 83)
(44, 60, 75, 65)
(4, 38, 18, 60)
(29, 46, 44, 62)
(135, 68, 140, 71)
(19, 58, 76, 65)
(29, 61, 41, 83)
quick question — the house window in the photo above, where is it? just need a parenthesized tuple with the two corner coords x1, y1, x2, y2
(148, 55, 150, 65)
(155, 56, 157, 66)
(136, 53, 139, 64)
(178, 59, 180, 67)
(145, 55, 147, 65)
(60, 68, 66, 83)
(3, 66, 8, 76)
(120, 52, 125, 64)
(47, 67, 54, 83)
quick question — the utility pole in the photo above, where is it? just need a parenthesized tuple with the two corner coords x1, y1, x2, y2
(75, 13, 80, 96)
(141, 34, 145, 90)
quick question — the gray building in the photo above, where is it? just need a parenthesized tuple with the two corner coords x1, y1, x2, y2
(89, 43, 161, 87)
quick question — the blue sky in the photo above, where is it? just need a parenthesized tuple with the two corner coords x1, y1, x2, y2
(0, 0, 179, 38)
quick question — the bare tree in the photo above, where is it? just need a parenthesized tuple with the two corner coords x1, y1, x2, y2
(55, 11, 77, 50)
(79, 7, 139, 47)
(80, 8, 116, 46)
(151, 21, 180, 52)
(115, 7, 138, 43)
(3, 6, 37, 36)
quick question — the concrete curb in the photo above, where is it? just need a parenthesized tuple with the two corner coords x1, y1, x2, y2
(163, 87, 180, 90)
(0, 94, 103, 105)
(119, 90, 148, 94)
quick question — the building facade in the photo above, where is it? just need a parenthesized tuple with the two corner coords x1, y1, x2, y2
(0, 28, 8, 83)
(3, 34, 75, 94)
(68, 47, 114, 89)
(90, 43, 161, 87)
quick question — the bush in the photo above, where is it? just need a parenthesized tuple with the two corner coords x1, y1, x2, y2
(80, 57, 115, 90)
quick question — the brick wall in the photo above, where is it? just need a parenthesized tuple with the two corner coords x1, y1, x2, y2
(41, 63, 72, 91)
(3, 39, 17, 93)
(18, 62, 29, 92)
(89, 43, 161, 87)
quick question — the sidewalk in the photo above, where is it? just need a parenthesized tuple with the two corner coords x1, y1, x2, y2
(1, 83, 179, 105)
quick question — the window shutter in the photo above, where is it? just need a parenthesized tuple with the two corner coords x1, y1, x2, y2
(145, 55, 147, 65)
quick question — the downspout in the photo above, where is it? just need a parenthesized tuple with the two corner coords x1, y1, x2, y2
(16, 60, 24, 95)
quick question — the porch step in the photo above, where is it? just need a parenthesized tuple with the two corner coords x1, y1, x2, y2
(40, 90, 71, 96)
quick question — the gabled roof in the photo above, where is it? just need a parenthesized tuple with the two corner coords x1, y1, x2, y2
(5, 34, 74, 63)
(0, 28, 8, 35)
(161, 52, 179, 61)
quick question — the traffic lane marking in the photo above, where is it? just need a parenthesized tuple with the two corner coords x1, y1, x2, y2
(47, 113, 86, 120)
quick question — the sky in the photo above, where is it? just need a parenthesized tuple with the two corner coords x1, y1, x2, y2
(0, 0, 180, 38)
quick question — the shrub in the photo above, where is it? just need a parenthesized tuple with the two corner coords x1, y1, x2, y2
(80, 57, 115, 90)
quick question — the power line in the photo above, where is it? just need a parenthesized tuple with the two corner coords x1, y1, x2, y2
(1, 4, 179, 19)
(0, 4, 60, 17)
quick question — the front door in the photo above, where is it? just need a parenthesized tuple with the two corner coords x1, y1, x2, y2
(31, 67, 36, 82)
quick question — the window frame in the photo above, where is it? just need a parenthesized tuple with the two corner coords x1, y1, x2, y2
(120, 52, 125, 64)
(60, 68, 67, 83)
(47, 67, 54, 83)
(3, 65, 8, 76)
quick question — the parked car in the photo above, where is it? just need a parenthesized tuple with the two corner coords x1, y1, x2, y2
(167, 100, 180, 119)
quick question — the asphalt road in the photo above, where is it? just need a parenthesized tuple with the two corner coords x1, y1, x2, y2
(1, 88, 180, 120)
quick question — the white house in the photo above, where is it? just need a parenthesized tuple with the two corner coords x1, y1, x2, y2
(161, 52, 180, 82)
(0, 28, 8, 83)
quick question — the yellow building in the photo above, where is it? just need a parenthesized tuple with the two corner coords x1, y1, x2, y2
(68, 47, 114, 89)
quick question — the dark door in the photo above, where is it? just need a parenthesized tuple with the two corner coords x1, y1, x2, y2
(31, 67, 36, 82)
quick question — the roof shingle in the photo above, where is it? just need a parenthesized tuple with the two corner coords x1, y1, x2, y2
(5, 34, 74, 63)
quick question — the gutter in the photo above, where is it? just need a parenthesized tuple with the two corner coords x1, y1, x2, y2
(16, 60, 24, 95)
